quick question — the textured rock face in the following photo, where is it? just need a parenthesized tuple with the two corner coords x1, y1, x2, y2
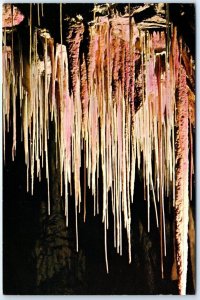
(2, 4, 24, 27)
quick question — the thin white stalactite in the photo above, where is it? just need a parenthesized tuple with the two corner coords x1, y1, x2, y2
(11, 5, 16, 161)
(37, 4, 40, 26)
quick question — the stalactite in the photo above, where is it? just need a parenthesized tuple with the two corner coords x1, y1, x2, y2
(188, 87, 195, 202)
(66, 19, 84, 250)
(79, 54, 87, 119)
(66, 18, 84, 97)
(2, 45, 12, 162)
(11, 5, 17, 161)
(175, 65, 189, 295)
(37, 4, 40, 26)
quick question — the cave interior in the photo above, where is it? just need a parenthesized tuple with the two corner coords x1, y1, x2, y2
(2, 3, 195, 295)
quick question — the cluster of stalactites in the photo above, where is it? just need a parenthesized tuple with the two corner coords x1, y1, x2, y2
(2, 13, 195, 294)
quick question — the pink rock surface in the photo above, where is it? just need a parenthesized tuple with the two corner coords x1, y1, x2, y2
(2, 4, 24, 27)
(175, 66, 189, 295)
